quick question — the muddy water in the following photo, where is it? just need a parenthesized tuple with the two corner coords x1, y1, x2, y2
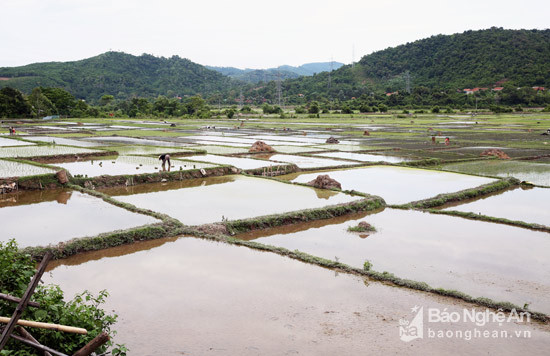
(240, 209, 550, 314)
(0, 189, 159, 247)
(177, 154, 276, 170)
(313, 151, 412, 163)
(101, 175, 355, 225)
(54, 156, 215, 177)
(279, 166, 496, 204)
(440, 186, 550, 226)
(263, 154, 354, 169)
(44, 237, 550, 355)
(442, 160, 550, 187)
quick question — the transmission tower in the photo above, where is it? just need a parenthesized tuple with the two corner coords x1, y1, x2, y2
(328, 58, 333, 91)
(352, 44, 355, 68)
(277, 71, 282, 107)
(239, 89, 244, 108)
(405, 70, 411, 94)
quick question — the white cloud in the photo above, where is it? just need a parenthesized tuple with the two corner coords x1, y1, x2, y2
(1, 0, 548, 68)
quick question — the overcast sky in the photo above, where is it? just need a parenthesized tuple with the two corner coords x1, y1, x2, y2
(1, 0, 548, 69)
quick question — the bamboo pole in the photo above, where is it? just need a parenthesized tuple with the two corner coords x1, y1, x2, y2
(0, 293, 40, 308)
(16, 326, 52, 356)
(9, 333, 68, 356)
(0, 252, 52, 349)
(73, 332, 110, 356)
(0, 317, 87, 335)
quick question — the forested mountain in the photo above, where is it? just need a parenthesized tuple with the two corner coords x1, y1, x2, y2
(207, 62, 344, 83)
(0, 52, 237, 103)
(253, 28, 550, 102)
(1, 28, 548, 106)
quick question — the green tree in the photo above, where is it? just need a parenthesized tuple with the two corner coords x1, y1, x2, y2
(308, 101, 320, 114)
(99, 94, 115, 106)
(28, 87, 56, 118)
(0, 87, 31, 118)
(225, 108, 235, 118)
(41, 87, 76, 116)
(71, 99, 90, 117)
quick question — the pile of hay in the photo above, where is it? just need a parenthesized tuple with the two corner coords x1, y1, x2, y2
(249, 141, 274, 153)
(480, 149, 510, 159)
(307, 174, 342, 189)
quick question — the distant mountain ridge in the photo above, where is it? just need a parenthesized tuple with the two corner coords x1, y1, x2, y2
(206, 62, 344, 83)
(0, 52, 234, 102)
(249, 28, 550, 101)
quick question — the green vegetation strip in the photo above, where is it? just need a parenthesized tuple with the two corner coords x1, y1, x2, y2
(28, 150, 118, 162)
(243, 164, 299, 176)
(223, 196, 385, 235)
(0, 172, 62, 190)
(69, 166, 233, 188)
(425, 209, 550, 233)
(395, 177, 521, 209)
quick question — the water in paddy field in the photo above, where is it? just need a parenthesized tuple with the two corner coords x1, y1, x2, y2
(0, 189, 159, 247)
(82, 136, 184, 147)
(312, 151, 413, 163)
(0, 145, 100, 158)
(99, 175, 358, 225)
(100, 145, 195, 156)
(44, 236, 550, 355)
(0, 136, 36, 147)
(0, 159, 56, 178)
(280, 166, 496, 205)
(442, 160, 550, 187)
(176, 154, 276, 170)
(260, 154, 354, 169)
(439, 186, 550, 226)
(24, 136, 105, 147)
(54, 155, 216, 177)
(240, 208, 550, 314)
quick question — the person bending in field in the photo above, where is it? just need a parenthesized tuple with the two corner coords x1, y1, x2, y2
(159, 154, 171, 171)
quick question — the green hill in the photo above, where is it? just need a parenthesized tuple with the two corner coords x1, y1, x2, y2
(207, 62, 344, 83)
(258, 28, 550, 102)
(0, 52, 236, 102)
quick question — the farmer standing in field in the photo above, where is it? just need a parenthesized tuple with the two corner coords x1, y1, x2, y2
(159, 154, 171, 171)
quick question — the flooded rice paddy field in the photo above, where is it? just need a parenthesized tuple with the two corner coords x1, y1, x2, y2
(279, 166, 496, 204)
(24, 136, 106, 147)
(238, 209, 550, 314)
(184, 144, 249, 154)
(3, 114, 550, 352)
(93, 145, 195, 156)
(44, 237, 550, 355)
(313, 151, 413, 163)
(178, 154, 275, 169)
(81, 136, 185, 146)
(0, 159, 56, 178)
(255, 153, 355, 169)
(0, 136, 36, 147)
(0, 188, 159, 247)
(100, 175, 358, 225)
(54, 155, 217, 177)
(0, 144, 102, 158)
(439, 186, 550, 226)
(442, 160, 550, 186)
